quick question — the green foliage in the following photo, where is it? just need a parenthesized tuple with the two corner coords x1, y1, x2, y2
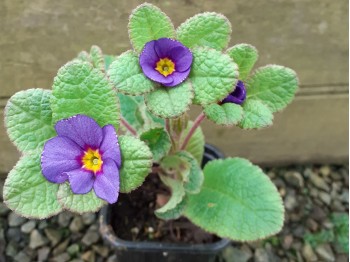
(179, 121, 205, 164)
(177, 12, 231, 51)
(204, 103, 243, 126)
(128, 3, 175, 53)
(184, 158, 284, 241)
(140, 127, 171, 161)
(89, 45, 105, 71)
(190, 47, 239, 106)
(227, 44, 258, 80)
(4, 89, 56, 152)
(239, 100, 273, 129)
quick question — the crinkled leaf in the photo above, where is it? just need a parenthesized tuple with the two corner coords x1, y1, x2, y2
(108, 51, 156, 95)
(3, 153, 62, 219)
(119, 135, 153, 193)
(140, 127, 171, 162)
(247, 65, 298, 112)
(57, 183, 106, 214)
(77, 51, 90, 62)
(155, 176, 186, 220)
(51, 61, 120, 130)
(145, 82, 193, 118)
(184, 158, 284, 241)
(227, 44, 258, 80)
(4, 89, 56, 152)
(104, 55, 116, 71)
(177, 12, 231, 51)
(177, 151, 203, 194)
(128, 3, 175, 53)
(180, 121, 205, 164)
(204, 103, 243, 126)
(160, 155, 190, 182)
(90, 45, 104, 71)
(239, 100, 273, 129)
(190, 48, 239, 106)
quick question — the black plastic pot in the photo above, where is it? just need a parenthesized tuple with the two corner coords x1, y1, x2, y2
(99, 144, 230, 262)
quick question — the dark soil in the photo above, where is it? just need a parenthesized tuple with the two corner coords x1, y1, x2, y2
(110, 172, 219, 244)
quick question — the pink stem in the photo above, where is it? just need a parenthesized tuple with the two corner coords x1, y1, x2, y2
(180, 112, 205, 150)
(121, 117, 137, 136)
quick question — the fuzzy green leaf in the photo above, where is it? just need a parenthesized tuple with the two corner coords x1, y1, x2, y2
(184, 158, 284, 241)
(177, 12, 231, 51)
(204, 103, 243, 126)
(145, 82, 194, 118)
(119, 135, 153, 193)
(128, 3, 175, 53)
(3, 153, 62, 219)
(140, 127, 171, 162)
(90, 45, 104, 71)
(108, 51, 156, 95)
(180, 121, 205, 165)
(4, 89, 56, 152)
(104, 55, 116, 71)
(57, 183, 106, 214)
(51, 61, 120, 129)
(160, 155, 190, 182)
(247, 65, 298, 112)
(227, 44, 258, 80)
(190, 48, 239, 106)
(239, 100, 273, 129)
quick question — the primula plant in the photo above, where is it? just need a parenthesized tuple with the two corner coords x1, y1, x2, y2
(3, 3, 298, 242)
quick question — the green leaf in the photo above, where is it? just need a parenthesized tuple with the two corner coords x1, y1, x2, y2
(90, 45, 104, 72)
(4, 89, 56, 152)
(155, 176, 186, 220)
(177, 151, 203, 194)
(3, 153, 62, 219)
(160, 154, 190, 182)
(128, 3, 175, 53)
(51, 60, 120, 130)
(190, 47, 239, 106)
(239, 100, 273, 129)
(108, 51, 156, 95)
(184, 158, 284, 241)
(247, 65, 298, 112)
(57, 183, 106, 214)
(118, 94, 145, 131)
(104, 55, 116, 71)
(140, 127, 171, 162)
(177, 12, 231, 51)
(145, 82, 194, 118)
(204, 103, 243, 126)
(119, 135, 153, 193)
(180, 121, 205, 165)
(227, 44, 258, 80)
(77, 51, 90, 62)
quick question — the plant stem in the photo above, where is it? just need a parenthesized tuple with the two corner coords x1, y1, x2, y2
(121, 117, 137, 136)
(180, 112, 205, 150)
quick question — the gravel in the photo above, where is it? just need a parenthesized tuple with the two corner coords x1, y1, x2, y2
(0, 164, 348, 261)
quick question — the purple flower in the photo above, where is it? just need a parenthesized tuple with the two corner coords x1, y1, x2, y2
(41, 115, 121, 204)
(222, 80, 247, 105)
(139, 38, 193, 87)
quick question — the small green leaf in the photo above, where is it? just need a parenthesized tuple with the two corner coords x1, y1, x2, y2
(51, 60, 120, 130)
(128, 3, 175, 53)
(77, 51, 90, 62)
(57, 183, 106, 214)
(140, 127, 171, 162)
(145, 82, 194, 118)
(104, 55, 116, 71)
(118, 94, 145, 131)
(180, 121, 205, 165)
(155, 176, 186, 220)
(160, 155, 190, 182)
(119, 135, 153, 193)
(184, 158, 284, 241)
(204, 103, 243, 126)
(177, 12, 231, 51)
(90, 45, 104, 72)
(3, 153, 62, 219)
(239, 100, 273, 129)
(108, 51, 156, 95)
(177, 151, 203, 194)
(4, 89, 56, 152)
(190, 48, 239, 106)
(227, 44, 258, 80)
(247, 65, 298, 112)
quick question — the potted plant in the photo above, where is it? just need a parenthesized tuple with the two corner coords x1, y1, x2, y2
(2, 3, 298, 261)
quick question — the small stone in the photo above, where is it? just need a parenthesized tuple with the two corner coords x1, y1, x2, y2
(315, 244, 335, 262)
(53, 238, 70, 256)
(222, 246, 252, 262)
(302, 244, 317, 262)
(0, 202, 10, 216)
(309, 173, 330, 191)
(310, 205, 327, 222)
(70, 259, 85, 262)
(21, 221, 36, 234)
(331, 200, 345, 212)
(52, 252, 70, 262)
(67, 243, 80, 256)
(282, 235, 293, 250)
(6, 227, 22, 242)
(319, 192, 331, 205)
(106, 255, 117, 262)
(70, 216, 84, 233)
(284, 191, 297, 210)
(29, 229, 48, 249)
(38, 220, 48, 230)
(92, 245, 109, 258)
(319, 165, 331, 177)
(336, 254, 349, 262)
(292, 225, 305, 238)
(14, 251, 31, 262)
(81, 250, 96, 262)
(82, 213, 96, 225)
(44, 228, 62, 246)
(330, 171, 342, 181)
(58, 212, 73, 227)
(38, 247, 50, 262)
(8, 212, 26, 227)
(6, 240, 18, 257)
(254, 248, 277, 262)
(285, 171, 304, 188)
(82, 230, 100, 246)
(306, 218, 319, 232)
(339, 190, 349, 203)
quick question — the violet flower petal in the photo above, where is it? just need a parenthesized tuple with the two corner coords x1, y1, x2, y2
(41, 136, 82, 183)
(93, 159, 119, 204)
(163, 67, 191, 87)
(139, 62, 174, 84)
(139, 40, 159, 67)
(168, 46, 193, 72)
(55, 114, 103, 149)
(100, 125, 121, 168)
(154, 38, 180, 58)
(65, 168, 95, 194)
(222, 80, 247, 105)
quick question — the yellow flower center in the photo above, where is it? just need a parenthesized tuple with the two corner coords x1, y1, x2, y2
(81, 148, 103, 174)
(155, 58, 175, 77)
